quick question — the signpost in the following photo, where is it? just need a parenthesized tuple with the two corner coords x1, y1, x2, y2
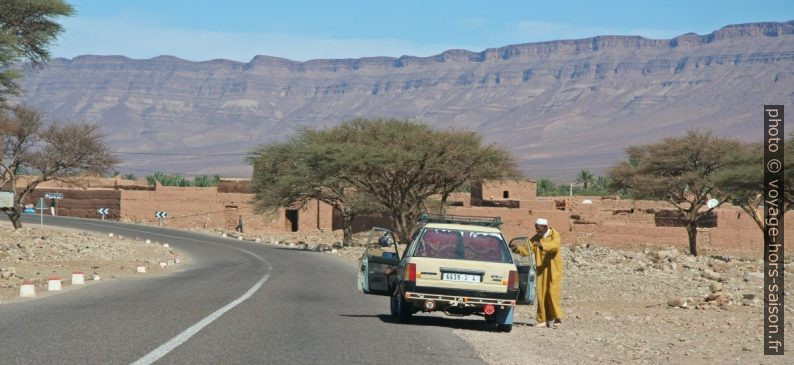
(44, 192, 63, 215)
(0, 191, 13, 208)
(36, 198, 47, 229)
(155, 211, 167, 226)
(97, 208, 109, 220)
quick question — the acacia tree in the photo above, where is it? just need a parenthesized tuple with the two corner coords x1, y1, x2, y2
(319, 119, 521, 244)
(0, 0, 74, 107)
(1, 106, 117, 228)
(715, 138, 794, 231)
(608, 130, 741, 256)
(248, 133, 380, 245)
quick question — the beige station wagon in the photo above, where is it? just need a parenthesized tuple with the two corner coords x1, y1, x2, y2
(357, 214, 536, 332)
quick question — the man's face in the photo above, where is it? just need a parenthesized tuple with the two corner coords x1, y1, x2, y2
(535, 224, 548, 235)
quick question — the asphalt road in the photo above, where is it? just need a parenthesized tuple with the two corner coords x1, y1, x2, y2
(0, 216, 488, 364)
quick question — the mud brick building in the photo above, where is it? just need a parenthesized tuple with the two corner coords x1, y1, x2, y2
(9, 177, 789, 255)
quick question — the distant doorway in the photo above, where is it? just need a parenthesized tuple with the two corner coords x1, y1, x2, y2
(225, 206, 238, 231)
(285, 209, 299, 232)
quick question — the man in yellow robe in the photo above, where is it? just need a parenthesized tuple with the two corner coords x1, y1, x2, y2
(510, 218, 564, 328)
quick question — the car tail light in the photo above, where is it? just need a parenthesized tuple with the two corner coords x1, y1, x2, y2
(483, 304, 495, 315)
(407, 263, 416, 282)
(424, 300, 436, 311)
(508, 270, 518, 290)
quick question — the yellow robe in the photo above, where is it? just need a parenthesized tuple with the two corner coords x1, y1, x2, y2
(512, 228, 564, 322)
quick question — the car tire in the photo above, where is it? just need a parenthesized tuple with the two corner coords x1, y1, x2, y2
(393, 294, 413, 323)
(497, 324, 512, 332)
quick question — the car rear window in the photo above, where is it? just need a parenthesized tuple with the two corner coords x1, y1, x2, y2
(413, 229, 512, 263)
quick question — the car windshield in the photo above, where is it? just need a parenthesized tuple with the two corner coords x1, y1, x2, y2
(413, 228, 512, 263)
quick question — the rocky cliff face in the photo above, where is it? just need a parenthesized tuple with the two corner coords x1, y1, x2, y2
(14, 21, 794, 179)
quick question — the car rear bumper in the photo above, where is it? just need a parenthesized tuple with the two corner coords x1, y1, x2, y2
(401, 283, 517, 307)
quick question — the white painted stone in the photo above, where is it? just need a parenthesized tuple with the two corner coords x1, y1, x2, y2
(222, 233, 227, 238)
(163, 243, 170, 248)
(331, 249, 338, 253)
(72, 272, 85, 285)
(136, 266, 147, 273)
(20, 281, 36, 297)
(146, 239, 151, 244)
(175, 258, 182, 264)
(238, 236, 243, 240)
(159, 261, 167, 268)
(48, 277, 62, 291)
(108, 233, 114, 237)
(167, 259, 175, 266)
(255, 238, 261, 243)
(92, 274, 101, 281)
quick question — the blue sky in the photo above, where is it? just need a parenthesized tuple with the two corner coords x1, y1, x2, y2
(52, 0, 794, 62)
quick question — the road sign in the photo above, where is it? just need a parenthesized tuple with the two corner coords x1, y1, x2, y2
(0, 191, 13, 208)
(97, 208, 110, 215)
(44, 192, 64, 199)
(155, 211, 168, 219)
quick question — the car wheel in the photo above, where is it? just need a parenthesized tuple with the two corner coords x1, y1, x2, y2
(394, 295, 413, 323)
(497, 324, 512, 333)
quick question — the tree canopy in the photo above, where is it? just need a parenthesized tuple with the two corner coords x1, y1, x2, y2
(0, 0, 74, 108)
(249, 118, 521, 244)
(1, 106, 117, 228)
(608, 130, 742, 256)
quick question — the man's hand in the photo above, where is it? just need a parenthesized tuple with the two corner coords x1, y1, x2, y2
(532, 241, 543, 251)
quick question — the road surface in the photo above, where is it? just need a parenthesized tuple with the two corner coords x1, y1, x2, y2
(0, 215, 488, 364)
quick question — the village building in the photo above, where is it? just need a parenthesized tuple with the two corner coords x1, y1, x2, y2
(6, 177, 785, 255)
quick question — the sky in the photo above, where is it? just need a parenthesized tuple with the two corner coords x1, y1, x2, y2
(50, 0, 794, 62)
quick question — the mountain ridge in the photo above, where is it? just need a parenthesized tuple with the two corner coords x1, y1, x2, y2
(14, 20, 794, 180)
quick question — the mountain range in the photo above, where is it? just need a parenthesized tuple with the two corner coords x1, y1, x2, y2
(13, 20, 794, 180)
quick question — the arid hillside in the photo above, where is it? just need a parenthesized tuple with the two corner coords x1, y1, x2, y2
(14, 21, 794, 179)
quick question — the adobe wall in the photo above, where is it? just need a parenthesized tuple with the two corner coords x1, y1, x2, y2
(471, 180, 537, 202)
(20, 189, 122, 219)
(446, 196, 789, 256)
(119, 186, 333, 233)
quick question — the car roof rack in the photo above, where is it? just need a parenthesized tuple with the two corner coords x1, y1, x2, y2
(418, 213, 502, 228)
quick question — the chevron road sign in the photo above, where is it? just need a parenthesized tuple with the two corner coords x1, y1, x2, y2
(97, 208, 110, 215)
(155, 211, 168, 219)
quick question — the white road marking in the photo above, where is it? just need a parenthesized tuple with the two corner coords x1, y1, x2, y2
(28, 216, 273, 365)
(131, 267, 271, 365)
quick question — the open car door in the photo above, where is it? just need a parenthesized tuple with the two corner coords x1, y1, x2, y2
(509, 237, 537, 305)
(357, 227, 400, 296)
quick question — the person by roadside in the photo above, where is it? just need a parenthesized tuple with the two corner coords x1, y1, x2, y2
(236, 215, 244, 233)
(509, 218, 564, 328)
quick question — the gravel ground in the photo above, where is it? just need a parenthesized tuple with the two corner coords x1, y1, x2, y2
(0, 223, 188, 303)
(290, 235, 793, 364)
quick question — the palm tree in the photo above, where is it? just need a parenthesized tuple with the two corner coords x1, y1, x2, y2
(576, 170, 595, 189)
(595, 176, 609, 190)
(536, 178, 556, 196)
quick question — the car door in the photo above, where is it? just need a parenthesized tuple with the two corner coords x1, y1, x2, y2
(509, 237, 537, 305)
(357, 227, 400, 296)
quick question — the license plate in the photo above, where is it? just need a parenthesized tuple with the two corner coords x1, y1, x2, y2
(442, 273, 481, 283)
